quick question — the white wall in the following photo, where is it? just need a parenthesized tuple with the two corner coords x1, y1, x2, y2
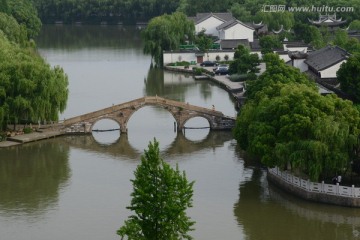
(220, 24, 254, 42)
(205, 51, 235, 61)
(277, 52, 291, 63)
(283, 45, 308, 52)
(163, 51, 235, 65)
(319, 60, 346, 78)
(196, 17, 224, 37)
(293, 59, 308, 72)
(163, 52, 196, 65)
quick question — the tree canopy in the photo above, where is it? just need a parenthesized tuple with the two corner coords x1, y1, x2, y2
(194, 29, 213, 53)
(337, 54, 360, 103)
(8, 0, 42, 39)
(234, 52, 360, 181)
(142, 12, 195, 67)
(118, 139, 195, 240)
(0, 1, 68, 131)
(245, 53, 316, 100)
(0, 34, 69, 129)
(0, 12, 27, 45)
(229, 44, 260, 78)
(259, 35, 282, 54)
(235, 83, 360, 181)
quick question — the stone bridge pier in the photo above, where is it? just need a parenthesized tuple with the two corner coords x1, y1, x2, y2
(60, 96, 236, 134)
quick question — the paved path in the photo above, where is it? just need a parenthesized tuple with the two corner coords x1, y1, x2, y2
(0, 130, 64, 148)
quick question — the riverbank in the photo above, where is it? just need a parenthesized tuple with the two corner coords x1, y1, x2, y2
(0, 130, 64, 148)
(164, 65, 246, 107)
(268, 167, 360, 208)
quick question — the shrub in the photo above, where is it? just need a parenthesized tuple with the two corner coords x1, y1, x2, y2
(193, 67, 203, 75)
(228, 74, 249, 82)
(23, 127, 33, 134)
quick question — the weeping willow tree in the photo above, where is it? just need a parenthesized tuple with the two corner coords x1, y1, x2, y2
(234, 54, 360, 181)
(235, 82, 360, 181)
(0, 33, 68, 130)
(142, 12, 195, 67)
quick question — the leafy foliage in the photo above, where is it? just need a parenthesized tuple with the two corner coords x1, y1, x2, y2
(8, 0, 41, 39)
(349, 20, 360, 31)
(337, 54, 360, 103)
(259, 35, 282, 54)
(229, 45, 260, 78)
(245, 53, 315, 100)
(0, 12, 27, 45)
(194, 29, 213, 53)
(0, 34, 68, 129)
(118, 139, 195, 240)
(0, 0, 9, 14)
(234, 52, 360, 181)
(142, 12, 195, 67)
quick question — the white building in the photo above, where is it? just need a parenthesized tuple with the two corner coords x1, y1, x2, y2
(189, 12, 234, 37)
(304, 46, 349, 79)
(216, 19, 254, 42)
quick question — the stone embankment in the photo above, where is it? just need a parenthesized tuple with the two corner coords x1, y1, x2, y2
(0, 129, 64, 148)
(164, 65, 246, 107)
(268, 167, 360, 207)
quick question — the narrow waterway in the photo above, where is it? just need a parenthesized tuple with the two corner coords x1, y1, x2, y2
(0, 25, 359, 240)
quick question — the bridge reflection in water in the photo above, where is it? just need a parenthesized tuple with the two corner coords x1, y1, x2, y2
(61, 130, 233, 160)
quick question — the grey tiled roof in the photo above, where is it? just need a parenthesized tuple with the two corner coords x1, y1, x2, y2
(190, 12, 234, 24)
(219, 39, 250, 49)
(304, 46, 350, 71)
(216, 19, 254, 31)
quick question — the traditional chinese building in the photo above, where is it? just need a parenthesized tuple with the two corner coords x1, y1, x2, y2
(308, 13, 347, 30)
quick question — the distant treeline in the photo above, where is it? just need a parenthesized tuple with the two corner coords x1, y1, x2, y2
(30, 0, 360, 24)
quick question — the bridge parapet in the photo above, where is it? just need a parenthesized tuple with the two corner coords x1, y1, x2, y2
(61, 96, 236, 134)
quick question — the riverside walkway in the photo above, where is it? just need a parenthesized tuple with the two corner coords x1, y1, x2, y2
(164, 64, 266, 106)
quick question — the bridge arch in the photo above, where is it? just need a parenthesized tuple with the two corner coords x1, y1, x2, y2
(180, 115, 214, 130)
(61, 96, 235, 134)
(89, 117, 123, 132)
(123, 102, 181, 131)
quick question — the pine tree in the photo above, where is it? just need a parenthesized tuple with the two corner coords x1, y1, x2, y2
(118, 139, 195, 240)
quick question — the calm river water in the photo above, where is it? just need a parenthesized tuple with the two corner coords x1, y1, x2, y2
(0, 25, 360, 240)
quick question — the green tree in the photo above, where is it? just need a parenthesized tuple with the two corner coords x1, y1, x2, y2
(259, 35, 282, 54)
(118, 139, 195, 240)
(0, 34, 68, 130)
(245, 53, 315, 100)
(8, 0, 42, 39)
(0, 12, 27, 45)
(254, 11, 294, 32)
(230, 3, 253, 23)
(349, 19, 360, 31)
(229, 44, 260, 77)
(142, 12, 195, 67)
(0, 0, 9, 14)
(333, 29, 349, 49)
(293, 24, 325, 49)
(234, 83, 360, 181)
(337, 54, 360, 103)
(195, 29, 213, 55)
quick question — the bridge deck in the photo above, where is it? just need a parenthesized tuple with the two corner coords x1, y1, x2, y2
(63, 96, 234, 126)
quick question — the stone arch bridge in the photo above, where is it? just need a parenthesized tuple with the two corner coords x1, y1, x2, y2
(60, 96, 236, 134)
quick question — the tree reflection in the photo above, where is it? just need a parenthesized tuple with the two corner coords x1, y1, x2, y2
(0, 139, 70, 216)
(234, 167, 360, 240)
(36, 25, 143, 50)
